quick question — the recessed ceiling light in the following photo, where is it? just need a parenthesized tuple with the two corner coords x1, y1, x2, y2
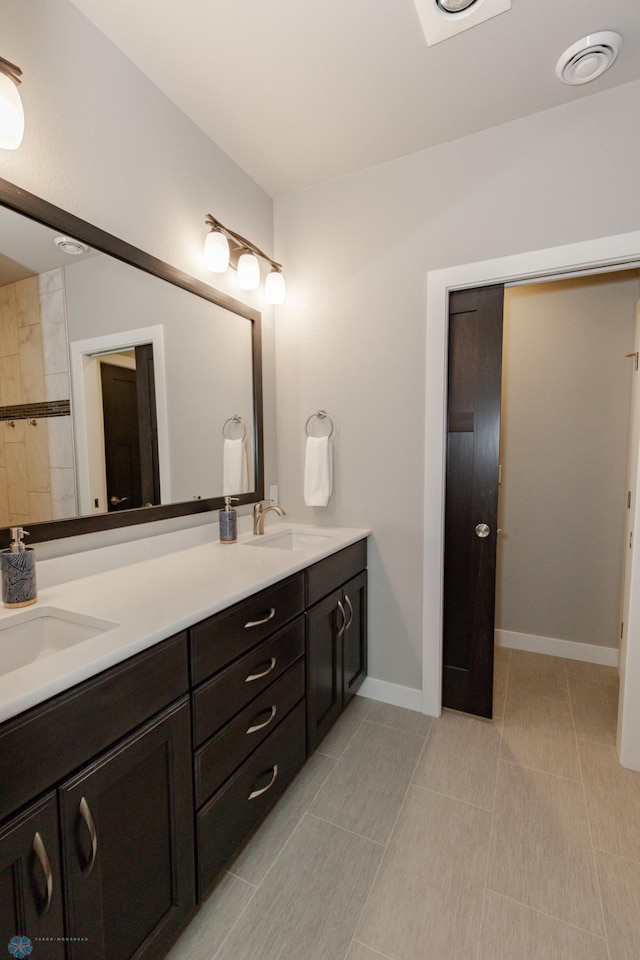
(436, 0, 479, 12)
(53, 235, 89, 255)
(413, 0, 511, 47)
(556, 31, 623, 86)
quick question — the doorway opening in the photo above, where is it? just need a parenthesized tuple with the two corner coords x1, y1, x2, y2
(423, 229, 640, 770)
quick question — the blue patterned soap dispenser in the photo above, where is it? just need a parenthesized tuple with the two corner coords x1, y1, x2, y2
(219, 497, 240, 544)
(1, 527, 37, 608)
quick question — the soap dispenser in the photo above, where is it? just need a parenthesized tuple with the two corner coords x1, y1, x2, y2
(1, 527, 37, 608)
(219, 497, 240, 544)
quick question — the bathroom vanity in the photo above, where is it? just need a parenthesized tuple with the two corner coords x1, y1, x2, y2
(0, 524, 368, 960)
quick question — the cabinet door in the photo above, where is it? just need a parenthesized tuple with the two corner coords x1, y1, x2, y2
(59, 698, 195, 960)
(306, 587, 342, 753)
(342, 570, 368, 706)
(0, 793, 65, 959)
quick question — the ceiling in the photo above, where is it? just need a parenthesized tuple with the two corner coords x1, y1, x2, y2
(69, 0, 640, 197)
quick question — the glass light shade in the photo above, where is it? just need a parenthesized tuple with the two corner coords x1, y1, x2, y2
(436, 0, 478, 11)
(0, 72, 24, 150)
(237, 251, 260, 291)
(265, 269, 286, 304)
(203, 229, 230, 272)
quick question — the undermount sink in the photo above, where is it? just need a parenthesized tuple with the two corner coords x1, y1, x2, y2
(245, 529, 333, 551)
(0, 606, 119, 676)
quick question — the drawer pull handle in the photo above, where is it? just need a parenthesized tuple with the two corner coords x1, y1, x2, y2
(244, 608, 276, 629)
(337, 600, 346, 638)
(248, 764, 279, 800)
(79, 796, 98, 875)
(32, 832, 53, 915)
(246, 705, 277, 734)
(245, 657, 277, 682)
(344, 593, 354, 631)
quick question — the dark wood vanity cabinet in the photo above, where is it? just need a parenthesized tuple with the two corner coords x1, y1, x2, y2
(0, 635, 195, 960)
(306, 541, 368, 753)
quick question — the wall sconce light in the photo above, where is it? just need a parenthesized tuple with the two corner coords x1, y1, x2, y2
(0, 56, 24, 150)
(204, 214, 286, 304)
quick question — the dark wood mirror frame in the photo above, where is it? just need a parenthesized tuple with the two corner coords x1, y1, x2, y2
(0, 177, 264, 544)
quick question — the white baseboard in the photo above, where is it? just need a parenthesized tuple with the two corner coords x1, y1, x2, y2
(495, 629, 619, 667)
(357, 677, 423, 712)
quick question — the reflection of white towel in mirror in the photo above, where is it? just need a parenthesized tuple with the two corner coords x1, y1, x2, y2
(304, 436, 333, 507)
(223, 438, 249, 494)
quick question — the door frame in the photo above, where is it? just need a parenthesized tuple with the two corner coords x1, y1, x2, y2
(422, 229, 640, 770)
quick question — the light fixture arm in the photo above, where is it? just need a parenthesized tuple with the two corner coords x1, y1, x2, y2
(205, 214, 282, 273)
(0, 56, 22, 86)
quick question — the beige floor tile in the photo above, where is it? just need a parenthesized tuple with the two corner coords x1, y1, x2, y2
(229, 751, 336, 885)
(357, 785, 490, 960)
(309, 720, 424, 844)
(565, 659, 619, 688)
(579, 740, 640, 862)
(315, 695, 372, 758)
(570, 679, 618, 746)
(501, 689, 581, 780)
(596, 850, 640, 960)
(347, 942, 393, 960)
(478, 891, 608, 960)
(366, 700, 433, 739)
(163, 871, 255, 960)
(493, 646, 510, 719)
(487, 761, 603, 934)
(508, 650, 569, 700)
(412, 710, 501, 810)
(216, 814, 382, 960)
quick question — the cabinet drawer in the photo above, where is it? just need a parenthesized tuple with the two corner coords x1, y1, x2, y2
(190, 573, 305, 685)
(194, 659, 305, 806)
(197, 700, 306, 897)
(192, 617, 304, 747)
(306, 539, 367, 607)
(0, 632, 189, 823)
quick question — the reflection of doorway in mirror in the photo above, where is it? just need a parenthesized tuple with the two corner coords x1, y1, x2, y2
(99, 345, 160, 512)
(70, 325, 170, 516)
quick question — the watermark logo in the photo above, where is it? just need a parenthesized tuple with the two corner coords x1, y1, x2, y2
(7, 937, 32, 958)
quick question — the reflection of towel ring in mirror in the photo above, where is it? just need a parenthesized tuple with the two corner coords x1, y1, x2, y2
(305, 409, 334, 439)
(222, 415, 247, 441)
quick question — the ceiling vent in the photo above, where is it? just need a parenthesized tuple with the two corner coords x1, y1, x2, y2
(413, 0, 511, 47)
(53, 236, 90, 256)
(556, 31, 623, 86)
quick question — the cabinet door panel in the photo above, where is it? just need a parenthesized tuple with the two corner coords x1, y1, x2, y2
(343, 570, 368, 705)
(59, 698, 195, 960)
(306, 588, 342, 754)
(0, 793, 64, 959)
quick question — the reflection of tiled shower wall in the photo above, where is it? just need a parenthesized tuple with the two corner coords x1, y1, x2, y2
(0, 269, 77, 527)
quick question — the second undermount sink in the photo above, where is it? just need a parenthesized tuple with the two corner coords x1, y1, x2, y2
(0, 606, 119, 676)
(245, 529, 333, 551)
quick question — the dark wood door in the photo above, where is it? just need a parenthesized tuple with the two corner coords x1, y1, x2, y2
(101, 362, 142, 511)
(306, 587, 342, 753)
(134, 344, 161, 506)
(342, 571, 367, 706)
(59, 698, 195, 960)
(0, 793, 65, 959)
(443, 284, 504, 717)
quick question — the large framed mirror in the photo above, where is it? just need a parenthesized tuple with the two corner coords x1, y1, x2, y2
(0, 177, 264, 544)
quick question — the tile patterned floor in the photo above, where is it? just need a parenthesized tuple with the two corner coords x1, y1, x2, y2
(165, 649, 640, 960)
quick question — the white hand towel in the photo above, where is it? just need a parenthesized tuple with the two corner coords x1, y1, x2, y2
(304, 435, 333, 507)
(223, 438, 249, 495)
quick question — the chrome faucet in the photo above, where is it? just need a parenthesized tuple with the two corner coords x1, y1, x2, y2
(253, 500, 286, 535)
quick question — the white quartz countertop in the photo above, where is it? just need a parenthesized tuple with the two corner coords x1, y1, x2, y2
(0, 522, 370, 724)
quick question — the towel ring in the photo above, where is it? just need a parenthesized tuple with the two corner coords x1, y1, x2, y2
(222, 415, 247, 441)
(305, 409, 334, 439)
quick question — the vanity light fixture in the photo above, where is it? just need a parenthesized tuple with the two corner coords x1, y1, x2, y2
(204, 214, 286, 304)
(0, 55, 24, 150)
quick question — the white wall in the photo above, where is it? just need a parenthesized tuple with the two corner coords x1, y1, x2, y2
(2, 0, 277, 529)
(497, 274, 639, 651)
(274, 79, 640, 698)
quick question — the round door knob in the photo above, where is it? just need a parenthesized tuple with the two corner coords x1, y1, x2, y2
(475, 523, 490, 538)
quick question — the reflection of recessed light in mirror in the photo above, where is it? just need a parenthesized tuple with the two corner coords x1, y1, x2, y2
(53, 235, 90, 255)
